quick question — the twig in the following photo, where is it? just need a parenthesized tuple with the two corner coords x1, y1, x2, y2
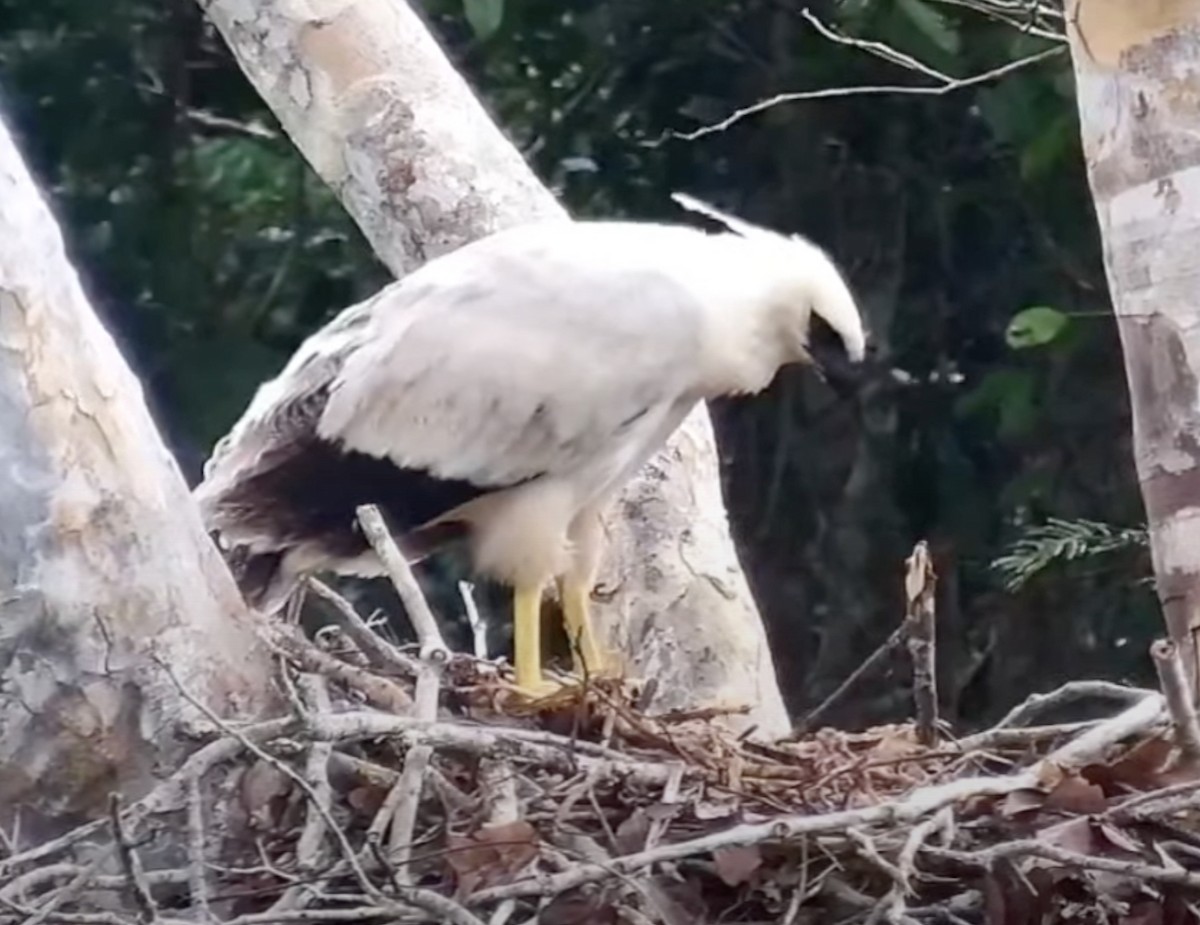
(665, 46, 1064, 142)
(157, 661, 486, 925)
(479, 758, 520, 827)
(468, 693, 1164, 904)
(876, 808, 953, 923)
(185, 775, 211, 922)
(952, 720, 1098, 753)
(295, 675, 335, 872)
(1048, 693, 1165, 768)
(308, 578, 421, 676)
(356, 504, 449, 663)
(1150, 638, 1200, 761)
(926, 0, 1065, 41)
(927, 839, 1200, 890)
(384, 607, 444, 878)
(269, 624, 413, 712)
(848, 827, 905, 886)
(109, 795, 159, 924)
(990, 679, 1156, 730)
(793, 626, 907, 736)
(378, 744, 434, 879)
(904, 541, 939, 747)
(644, 763, 685, 851)
(460, 581, 489, 659)
(487, 900, 517, 925)
(0, 866, 191, 904)
(20, 858, 108, 925)
(1109, 777, 1200, 822)
(310, 712, 677, 785)
(799, 8, 952, 82)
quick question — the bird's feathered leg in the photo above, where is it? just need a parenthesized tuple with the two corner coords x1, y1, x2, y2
(512, 583, 558, 696)
(556, 577, 612, 678)
(558, 507, 619, 680)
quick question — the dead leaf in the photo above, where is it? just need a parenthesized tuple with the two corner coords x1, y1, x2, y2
(614, 808, 651, 854)
(712, 845, 762, 886)
(540, 894, 620, 925)
(1000, 788, 1046, 819)
(1036, 760, 1066, 790)
(984, 858, 1044, 925)
(1044, 773, 1108, 815)
(238, 760, 292, 830)
(1036, 817, 1101, 856)
(346, 785, 385, 816)
(1085, 736, 1174, 794)
(445, 820, 539, 896)
(1120, 899, 1164, 925)
(1094, 821, 1144, 856)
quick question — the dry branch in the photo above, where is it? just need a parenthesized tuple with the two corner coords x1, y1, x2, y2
(356, 504, 449, 664)
(0, 646, 1187, 925)
(904, 541, 939, 747)
(1151, 638, 1200, 761)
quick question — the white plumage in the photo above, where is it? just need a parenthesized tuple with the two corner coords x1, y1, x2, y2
(195, 200, 867, 695)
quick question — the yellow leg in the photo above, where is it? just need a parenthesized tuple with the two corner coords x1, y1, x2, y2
(512, 583, 558, 697)
(557, 577, 616, 679)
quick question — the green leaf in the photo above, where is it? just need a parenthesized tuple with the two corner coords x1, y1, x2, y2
(1006, 306, 1070, 349)
(463, 0, 504, 39)
(954, 367, 1039, 440)
(895, 0, 960, 55)
(1019, 112, 1075, 181)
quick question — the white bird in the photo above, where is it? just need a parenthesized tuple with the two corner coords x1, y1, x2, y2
(193, 198, 868, 696)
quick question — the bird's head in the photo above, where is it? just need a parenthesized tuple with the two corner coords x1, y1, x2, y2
(672, 193, 871, 398)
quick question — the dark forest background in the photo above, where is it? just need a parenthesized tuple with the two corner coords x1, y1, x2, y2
(0, 0, 1152, 729)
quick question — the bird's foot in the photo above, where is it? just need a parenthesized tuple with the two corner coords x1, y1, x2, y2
(570, 648, 623, 682)
(507, 675, 568, 702)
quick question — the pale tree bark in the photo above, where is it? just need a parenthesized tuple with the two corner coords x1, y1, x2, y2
(0, 113, 277, 840)
(198, 0, 790, 733)
(1066, 0, 1200, 687)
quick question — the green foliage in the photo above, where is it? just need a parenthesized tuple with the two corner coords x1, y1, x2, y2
(895, 0, 961, 56)
(991, 518, 1149, 592)
(1006, 306, 1071, 349)
(956, 368, 1039, 440)
(462, 0, 503, 40)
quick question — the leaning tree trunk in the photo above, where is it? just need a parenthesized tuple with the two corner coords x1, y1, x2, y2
(0, 113, 278, 841)
(1066, 1, 1200, 688)
(198, 0, 790, 734)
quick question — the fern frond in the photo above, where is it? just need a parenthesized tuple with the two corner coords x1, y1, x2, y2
(990, 517, 1148, 592)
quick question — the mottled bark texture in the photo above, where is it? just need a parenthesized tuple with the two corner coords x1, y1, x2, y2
(198, 0, 789, 733)
(0, 113, 276, 840)
(1067, 0, 1200, 684)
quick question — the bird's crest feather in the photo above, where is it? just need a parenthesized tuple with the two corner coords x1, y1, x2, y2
(670, 192, 775, 240)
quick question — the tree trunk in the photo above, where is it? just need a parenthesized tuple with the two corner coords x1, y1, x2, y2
(198, 0, 790, 734)
(1066, 0, 1200, 688)
(0, 112, 277, 841)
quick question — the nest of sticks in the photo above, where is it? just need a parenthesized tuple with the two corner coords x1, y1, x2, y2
(4, 522, 1200, 925)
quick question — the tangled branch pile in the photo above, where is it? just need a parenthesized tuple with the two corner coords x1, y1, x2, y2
(2, 615, 1199, 924)
(3, 530, 1200, 924)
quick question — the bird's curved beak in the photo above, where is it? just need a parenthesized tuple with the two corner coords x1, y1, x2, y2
(809, 338, 870, 399)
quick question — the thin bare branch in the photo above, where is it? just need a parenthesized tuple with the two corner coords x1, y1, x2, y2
(667, 46, 1064, 142)
(308, 578, 421, 676)
(109, 796, 159, 925)
(356, 504, 449, 663)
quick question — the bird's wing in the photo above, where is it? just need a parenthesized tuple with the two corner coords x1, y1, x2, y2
(194, 294, 380, 512)
(317, 232, 707, 490)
